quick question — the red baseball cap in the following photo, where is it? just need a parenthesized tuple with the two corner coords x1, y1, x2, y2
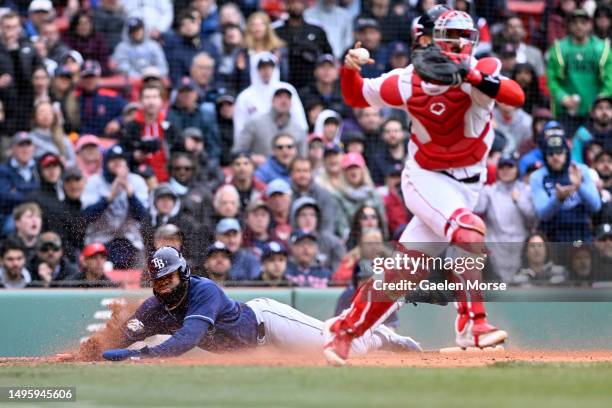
(341, 152, 366, 169)
(39, 153, 62, 168)
(82, 243, 107, 258)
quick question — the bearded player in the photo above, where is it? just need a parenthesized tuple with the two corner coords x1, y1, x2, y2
(323, 9, 525, 365)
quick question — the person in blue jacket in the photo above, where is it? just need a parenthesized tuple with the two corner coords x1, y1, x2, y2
(530, 133, 601, 242)
(519, 120, 565, 178)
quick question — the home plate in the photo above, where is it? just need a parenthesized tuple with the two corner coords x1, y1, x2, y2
(439, 345, 505, 353)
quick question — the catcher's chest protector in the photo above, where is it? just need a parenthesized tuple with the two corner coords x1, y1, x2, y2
(407, 74, 489, 170)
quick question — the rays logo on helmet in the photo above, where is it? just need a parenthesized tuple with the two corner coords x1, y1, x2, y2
(126, 318, 144, 333)
(151, 257, 166, 269)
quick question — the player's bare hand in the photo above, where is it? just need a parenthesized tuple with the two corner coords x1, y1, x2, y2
(344, 42, 375, 71)
(569, 163, 583, 187)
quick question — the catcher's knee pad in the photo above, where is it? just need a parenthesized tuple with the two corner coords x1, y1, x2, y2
(446, 208, 486, 253)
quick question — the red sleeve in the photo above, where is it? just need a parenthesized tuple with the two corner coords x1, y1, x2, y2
(496, 78, 525, 107)
(340, 66, 370, 108)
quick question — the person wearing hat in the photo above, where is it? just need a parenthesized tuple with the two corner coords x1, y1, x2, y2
(530, 133, 601, 242)
(202, 241, 233, 285)
(312, 109, 342, 145)
(519, 121, 566, 178)
(26, 153, 65, 233)
(214, 217, 261, 281)
(335, 152, 385, 240)
(290, 196, 345, 271)
(257, 241, 288, 285)
(233, 51, 307, 142)
(502, 14, 545, 77)
(215, 89, 236, 166)
(254, 133, 298, 183)
(547, 8, 612, 137)
(572, 96, 612, 164)
(67, 242, 118, 287)
(386, 41, 410, 71)
(315, 143, 344, 193)
(81, 145, 149, 269)
(167, 76, 221, 163)
(307, 133, 325, 174)
(0, 11, 41, 134)
(234, 85, 307, 164)
(275, 0, 333, 88)
(91, 0, 126, 52)
(299, 53, 348, 118)
(53, 166, 87, 263)
(179, 127, 224, 191)
(593, 223, 612, 279)
(473, 156, 535, 281)
(0, 133, 40, 229)
(75, 135, 103, 179)
(242, 199, 274, 257)
(111, 16, 169, 79)
(593, 149, 612, 194)
(304, 0, 353, 59)
(25, 0, 54, 39)
(285, 229, 331, 288)
(266, 178, 293, 244)
(350, 17, 388, 78)
(29, 231, 79, 286)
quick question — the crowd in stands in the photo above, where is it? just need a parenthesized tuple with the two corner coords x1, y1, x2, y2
(0, 0, 610, 290)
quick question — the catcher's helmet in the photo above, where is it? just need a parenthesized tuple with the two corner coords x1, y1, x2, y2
(148, 246, 191, 281)
(433, 10, 479, 58)
(414, 5, 450, 42)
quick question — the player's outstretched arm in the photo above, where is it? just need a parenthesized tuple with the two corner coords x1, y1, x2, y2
(464, 57, 525, 107)
(341, 42, 374, 108)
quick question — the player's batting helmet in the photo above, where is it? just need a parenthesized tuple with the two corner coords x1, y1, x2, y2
(149, 246, 191, 281)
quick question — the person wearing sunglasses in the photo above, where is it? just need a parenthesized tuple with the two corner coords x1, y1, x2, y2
(254, 133, 297, 184)
(29, 231, 78, 287)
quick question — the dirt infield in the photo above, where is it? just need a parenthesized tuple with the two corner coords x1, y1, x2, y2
(2, 349, 612, 368)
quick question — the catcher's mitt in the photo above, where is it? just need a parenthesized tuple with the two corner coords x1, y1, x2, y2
(412, 45, 469, 87)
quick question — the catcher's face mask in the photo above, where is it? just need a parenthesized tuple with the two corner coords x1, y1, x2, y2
(433, 10, 479, 59)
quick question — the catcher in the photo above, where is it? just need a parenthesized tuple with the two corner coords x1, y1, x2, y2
(323, 9, 524, 365)
(102, 246, 421, 361)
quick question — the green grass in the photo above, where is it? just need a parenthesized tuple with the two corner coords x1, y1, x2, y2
(1, 363, 611, 408)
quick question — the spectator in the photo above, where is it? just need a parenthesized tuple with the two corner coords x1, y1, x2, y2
(81, 145, 148, 269)
(289, 157, 337, 235)
(242, 199, 274, 258)
(180, 128, 224, 190)
(475, 157, 536, 282)
(215, 217, 261, 281)
(167, 152, 214, 227)
(513, 233, 568, 285)
(290, 196, 345, 271)
(244, 11, 288, 85)
(29, 101, 76, 167)
(274, 0, 333, 89)
(0, 11, 42, 134)
(572, 96, 612, 164)
(25, 0, 54, 40)
(0, 133, 39, 231)
(285, 229, 331, 287)
(379, 162, 409, 238)
(63, 12, 111, 74)
(39, 20, 70, 66)
(568, 244, 594, 284)
(312, 109, 342, 145)
(214, 23, 248, 94)
(512, 63, 547, 115)
(360, 0, 412, 45)
(31, 37, 56, 80)
(266, 179, 293, 244)
(189, 52, 220, 108)
(235, 86, 307, 163)
(335, 153, 386, 240)
(343, 131, 368, 154)
(547, 9, 612, 137)
(213, 184, 241, 224)
(68, 242, 118, 287)
(367, 118, 406, 186)
(49, 66, 79, 134)
(78, 60, 127, 138)
(593, 4, 612, 40)
(308, 134, 325, 175)
(315, 144, 344, 194)
(167, 78, 221, 162)
(547, 0, 577, 46)
(519, 121, 565, 179)
(9, 202, 43, 264)
(61, 50, 84, 78)
(111, 17, 169, 79)
(75, 135, 103, 179)
(593, 223, 612, 280)
(494, 102, 532, 156)
(350, 17, 388, 78)
(518, 108, 554, 156)
(345, 203, 387, 252)
(152, 224, 184, 253)
(31, 67, 50, 105)
(254, 133, 298, 184)
(215, 91, 236, 166)
(452, 0, 491, 56)
(122, 84, 178, 182)
(335, 259, 399, 329)
(304, 0, 353, 59)
(56, 166, 86, 263)
(530, 134, 601, 242)
(501, 14, 545, 77)
(0, 237, 32, 288)
(299, 55, 347, 118)
(225, 151, 266, 211)
(191, 0, 220, 40)
(494, 41, 518, 77)
(29, 231, 78, 286)
(202, 241, 232, 285)
(593, 150, 612, 197)
(92, 0, 126, 52)
(123, 0, 173, 40)
(233, 52, 307, 142)
(349, 107, 383, 164)
(257, 241, 288, 285)
(27, 153, 64, 233)
(163, 10, 218, 86)
(386, 40, 410, 71)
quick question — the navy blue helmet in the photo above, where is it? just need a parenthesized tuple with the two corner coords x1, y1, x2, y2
(149, 247, 191, 281)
